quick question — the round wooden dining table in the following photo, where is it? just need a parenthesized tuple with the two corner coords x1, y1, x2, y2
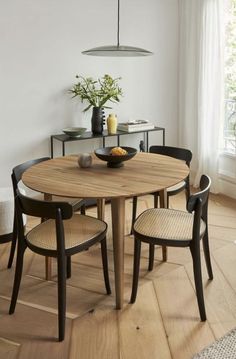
(22, 152, 189, 309)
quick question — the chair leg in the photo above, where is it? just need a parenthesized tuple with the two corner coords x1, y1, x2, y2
(66, 256, 71, 279)
(148, 244, 155, 271)
(151, 193, 158, 265)
(130, 196, 138, 235)
(190, 243, 206, 321)
(80, 204, 89, 253)
(45, 257, 52, 280)
(153, 193, 159, 208)
(160, 192, 168, 262)
(162, 246, 167, 262)
(101, 238, 111, 295)
(167, 195, 169, 208)
(7, 215, 17, 268)
(202, 230, 213, 280)
(9, 241, 26, 314)
(130, 238, 142, 304)
(7, 235, 17, 269)
(57, 254, 66, 342)
(80, 204, 86, 215)
(164, 195, 169, 261)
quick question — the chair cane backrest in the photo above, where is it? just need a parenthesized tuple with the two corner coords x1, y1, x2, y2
(11, 157, 50, 197)
(149, 146, 192, 167)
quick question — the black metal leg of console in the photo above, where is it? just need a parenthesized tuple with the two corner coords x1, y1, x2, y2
(146, 132, 149, 152)
(50, 136, 54, 158)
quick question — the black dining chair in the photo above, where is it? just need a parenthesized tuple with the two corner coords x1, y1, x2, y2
(131, 145, 192, 268)
(9, 157, 86, 275)
(130, 174, 213, 321)
(9, 190, 111, 341)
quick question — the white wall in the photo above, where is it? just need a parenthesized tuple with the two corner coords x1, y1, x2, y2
(0, 0, 179, 187)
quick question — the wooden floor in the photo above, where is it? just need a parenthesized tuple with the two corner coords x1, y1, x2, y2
(0, 192, 236, 359)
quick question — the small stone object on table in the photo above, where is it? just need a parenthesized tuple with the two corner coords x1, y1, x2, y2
(78, 153, 93, 168)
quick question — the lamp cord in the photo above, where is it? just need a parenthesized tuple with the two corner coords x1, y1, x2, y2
(117, 0, 120, 46)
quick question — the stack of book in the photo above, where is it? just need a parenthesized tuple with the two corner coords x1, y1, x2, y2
(117, 120, 155, 133)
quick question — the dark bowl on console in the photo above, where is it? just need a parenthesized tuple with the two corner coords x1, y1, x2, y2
(94, 147, 137, 168)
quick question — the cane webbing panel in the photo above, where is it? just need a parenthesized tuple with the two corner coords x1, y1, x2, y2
(134, 208, 206, 241)
(26, 214, 106, 250)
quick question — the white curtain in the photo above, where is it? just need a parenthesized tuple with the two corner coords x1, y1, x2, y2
(179, 0, 225, 193)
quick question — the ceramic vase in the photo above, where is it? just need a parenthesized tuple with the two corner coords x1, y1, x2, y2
(91, 107, 105, 135)
(107, 113, 117, 135)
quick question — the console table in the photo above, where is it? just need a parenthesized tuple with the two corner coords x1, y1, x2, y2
(50, 127, 165, 158)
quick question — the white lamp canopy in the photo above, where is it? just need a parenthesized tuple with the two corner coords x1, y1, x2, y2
(82, 0, 153, 57)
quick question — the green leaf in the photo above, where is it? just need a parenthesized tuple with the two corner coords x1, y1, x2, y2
(69, 74, 123, 109)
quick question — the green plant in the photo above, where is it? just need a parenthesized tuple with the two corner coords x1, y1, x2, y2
(69, 74, 122, 111)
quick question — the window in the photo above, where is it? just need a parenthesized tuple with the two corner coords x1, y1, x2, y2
(225, 0, 236, 154)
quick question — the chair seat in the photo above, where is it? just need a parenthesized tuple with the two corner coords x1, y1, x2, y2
(26, 214, 106, 251)
(133, 208, 206, 241)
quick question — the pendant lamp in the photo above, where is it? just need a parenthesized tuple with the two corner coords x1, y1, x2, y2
(82, 0, 153, 57)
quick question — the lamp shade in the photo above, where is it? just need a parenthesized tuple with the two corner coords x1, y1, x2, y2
(82, 0, 153, 58)
(82, 45, 153, 57)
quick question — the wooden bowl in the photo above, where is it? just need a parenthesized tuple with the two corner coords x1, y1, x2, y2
(94, 147, 137, 168)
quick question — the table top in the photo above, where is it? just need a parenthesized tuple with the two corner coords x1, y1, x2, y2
(22, 153, 189, 199)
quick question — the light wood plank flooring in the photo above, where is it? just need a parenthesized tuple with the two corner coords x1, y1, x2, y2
(0, 192, 236, 359)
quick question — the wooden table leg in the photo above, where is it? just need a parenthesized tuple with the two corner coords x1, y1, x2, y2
(111, 197, 125, 309)
(44, 193, 53, 280)
(159, 189, 168, 262)
(97, 199, 105, 220)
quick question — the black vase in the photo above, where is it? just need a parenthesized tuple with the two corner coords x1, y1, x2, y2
(91, 107, 105, 135)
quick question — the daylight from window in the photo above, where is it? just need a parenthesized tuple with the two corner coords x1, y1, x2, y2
(225, 0, 236, 154)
